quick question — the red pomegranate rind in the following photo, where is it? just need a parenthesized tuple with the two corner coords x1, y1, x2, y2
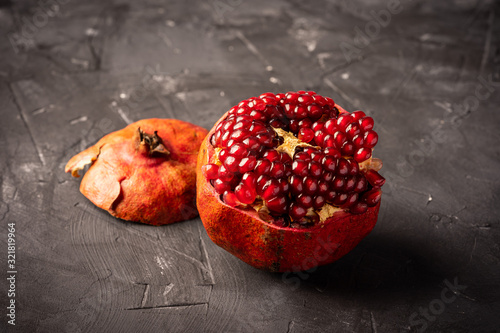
(66, 118, 208, 226)
(197, 110, 380, 272)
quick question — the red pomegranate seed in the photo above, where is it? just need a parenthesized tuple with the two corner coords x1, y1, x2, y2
(256, 133, 275, 147)
(280, 152, 293, 164)
(290, 175, 304, 195)
(309, 161, 322, 178)
(312, 94, 326, 106)
(346, 123, 361, 139)
(249, 122, 268, 135)
(323, 134, 336, 148)
(297, 194, 313, 208)
(350, 202, 368, 214)
(266, 195, 289, 214)
(294, 151, 311, 162)
(255, 159, 271, 175)
(286, 92, 299, 102)
(239, 155, 257, 173)
(322, 155, 337, 172)
(363, 130, 378, 148)
(336, 114, 352, 131)
(235, 184, 256, 204)
(288, 118, 299, 131)
(324, 147, 341, 158)
(333, 193, 348, 206)
(292, 160, 309, 177)
(324, 119, 338, 135)
(310, 150, 325, 163)
(263, 150, 280, 162)
(303, 177, 318, 195)
(326, 190, 337, 202)
(324, 97, 335, 107)
(332, 176, 344, 190)
(313, 196, 326, 210)
(229, 129, 246, 142)
(321, 172, 334, 182)
(333, 131, 347, 149)
(298, 118, 313, 128)
(344, 193, 359, 207)
(270, 162, 286, 178)
(347, 159, 360, 175)
(222, 120, 235, 132)
(314, 130, 327, 146)
(354, 175, 367, 193)
(365, 170, 386, 187)
(363, 188, 382, 206)
(277, 178, 290, 194)
(352, 134, 365, 148)
(298, 94, 313, 104)
(341, 141, 354, 155)
(359, 116, 374, 131)
(289, 203, 307, 220)
(224, 156, 239, 172)
(250, 111, 266, 122)
(222, 191, 239, 207)
(252, 98, 266, 110)
(241, 172, 257, 188)
(318, 180, 329, 195)
(242, 136, 260, 151)
(214, 179, 231, 194)
(308, 104, 323, 119)
(294, 105, 308, 119)
(233, 119, 251, 131)
(202, 164, 219, 180)
(256, 175, 271, 194)
(298, 127, 315, 142)
(343, 176, 356, 192)
(351, 110, 366, 121)
(269, 118, 285, 128)
(261, 179, 281, 200)
(218, 164, 234, 182)
(311, 121, 324, 132)
(336, 158, 349, 176)
(229, 143, 247, 157)
(353, 147, 372, 163)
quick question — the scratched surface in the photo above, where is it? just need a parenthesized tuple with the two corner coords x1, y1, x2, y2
(0, 0, 499, 332)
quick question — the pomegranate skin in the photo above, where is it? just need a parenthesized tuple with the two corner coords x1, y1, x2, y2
(196, 111, 380, 272)
(66, 118, 208, 226)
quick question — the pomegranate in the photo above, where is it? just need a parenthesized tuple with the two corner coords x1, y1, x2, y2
(196, 91, 385, 272)
(66, 118, 208, 226)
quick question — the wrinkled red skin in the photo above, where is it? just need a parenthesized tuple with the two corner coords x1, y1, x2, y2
(66, 118, 208, 226)
(196, 110, 381, 272)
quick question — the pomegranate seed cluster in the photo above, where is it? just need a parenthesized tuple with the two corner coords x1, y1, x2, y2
(202, 91, 385, 228)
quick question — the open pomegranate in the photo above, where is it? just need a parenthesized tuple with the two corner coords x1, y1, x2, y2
(66, 118, 208, 226)
(197, 91, 385, 272)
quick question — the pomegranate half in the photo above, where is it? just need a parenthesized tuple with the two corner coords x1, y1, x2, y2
(66, 118, 208, 225)
(196, 91, 385, 272)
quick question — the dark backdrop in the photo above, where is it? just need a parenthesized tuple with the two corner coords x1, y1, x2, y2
(1, 0, 499, 332)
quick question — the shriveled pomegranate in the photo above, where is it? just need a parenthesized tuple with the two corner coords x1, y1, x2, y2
(197, 91, 385, 272)
(66, 118, 208, 226)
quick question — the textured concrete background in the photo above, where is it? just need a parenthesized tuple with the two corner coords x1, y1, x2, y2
(1, 0, 499, 332)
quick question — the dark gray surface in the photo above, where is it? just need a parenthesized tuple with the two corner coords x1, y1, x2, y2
(1, 0, 499, 332)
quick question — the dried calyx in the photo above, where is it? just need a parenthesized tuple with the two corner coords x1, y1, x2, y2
(137, 128, 170, 157)
(201, 91, 385, 229)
